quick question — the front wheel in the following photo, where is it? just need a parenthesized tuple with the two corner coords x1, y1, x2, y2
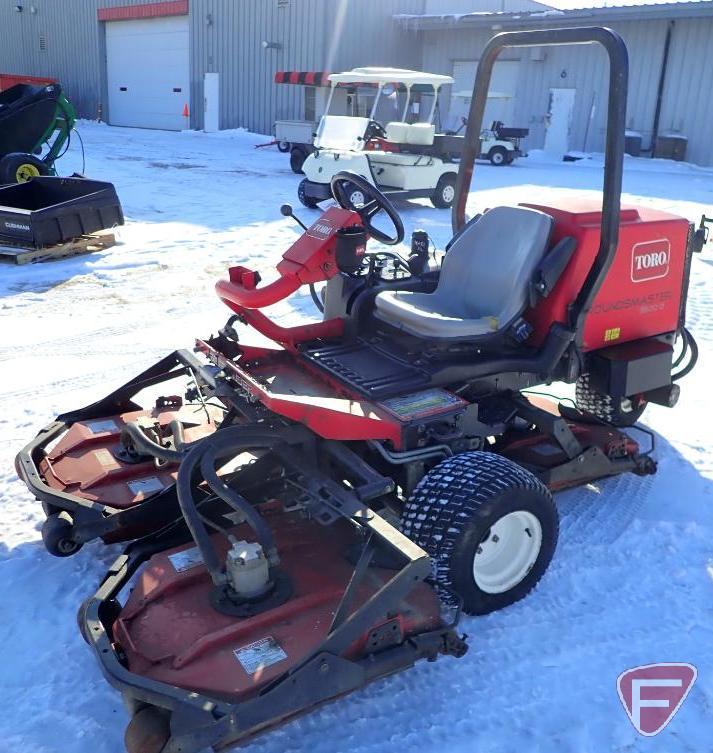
(125, 707, 171, 753)
(277, 140, 290, 153)
(297, 178, 319, 208)
(401, 452, 558, 615)
(431, 173, 457, 209)
(488, 146, 508, 166)
(41, 511, 83, 557)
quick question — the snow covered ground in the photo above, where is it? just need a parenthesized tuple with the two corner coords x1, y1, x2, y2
(1, 122, 712, 753)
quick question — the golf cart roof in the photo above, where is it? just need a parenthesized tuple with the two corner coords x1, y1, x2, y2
(328, 67, 453, 90)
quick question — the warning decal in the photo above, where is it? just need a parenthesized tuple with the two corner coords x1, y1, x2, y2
(168, 546, 204, 573)
(128, 477, 164, 496)
(234, 636, 288, 675)
(380, 388, 466, 421)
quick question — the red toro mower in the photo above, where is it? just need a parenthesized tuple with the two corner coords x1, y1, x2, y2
(16, 27, 705, 753)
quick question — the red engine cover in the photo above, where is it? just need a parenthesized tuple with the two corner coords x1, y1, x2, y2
(523, 199, 689, 351)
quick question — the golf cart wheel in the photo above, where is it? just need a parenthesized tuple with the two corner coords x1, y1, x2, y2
(0, 152, 49, 183)
(290, 147, 307, 174)
(41, 511, 82, 557)
(297, 178, 319, 208)
(125, 706, 171, 753)
(401, 452, 558, 615)
(339, 181, 367, 210)
(277, 140, 290, 153)
(431, 173, 457, 209)
(488, 146, 508, 166)
(575, 373, 647, 427)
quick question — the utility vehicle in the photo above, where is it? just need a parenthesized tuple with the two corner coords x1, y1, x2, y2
(298, 67, 462, 209)
(14, 27, 706, 753)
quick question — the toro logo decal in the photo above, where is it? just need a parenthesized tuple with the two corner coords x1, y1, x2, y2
(631, 239, 670, 283)
(617, 663, 697, 736)
(308, 219, 335, 240)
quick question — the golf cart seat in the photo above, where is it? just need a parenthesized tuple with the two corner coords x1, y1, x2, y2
(385, 122, 436, 146)
(374, 205, 553, 340)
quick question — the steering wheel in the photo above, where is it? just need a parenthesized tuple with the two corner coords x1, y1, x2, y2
(364, 120, 387, 141)
(330, 171, 404, 246)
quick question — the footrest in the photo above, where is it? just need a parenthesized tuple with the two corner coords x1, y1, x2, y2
(301, 340, 431, 399)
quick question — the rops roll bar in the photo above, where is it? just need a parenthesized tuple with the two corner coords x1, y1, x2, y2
(453, 26, 628, 333)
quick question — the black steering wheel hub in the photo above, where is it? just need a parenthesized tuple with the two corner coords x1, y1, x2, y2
(330, 171, 404, 246)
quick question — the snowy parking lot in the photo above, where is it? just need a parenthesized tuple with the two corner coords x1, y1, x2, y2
(1, 122, 712, 753)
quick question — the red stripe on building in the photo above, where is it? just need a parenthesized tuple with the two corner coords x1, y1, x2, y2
(98, 1, 188, 22)
(274, 71, 331, 87)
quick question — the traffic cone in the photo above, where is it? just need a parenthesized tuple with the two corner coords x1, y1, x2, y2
(182, 103, 189, 129)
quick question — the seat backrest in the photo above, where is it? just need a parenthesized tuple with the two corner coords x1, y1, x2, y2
(437, 205, 553, 326)
(385, 122, 435, 146)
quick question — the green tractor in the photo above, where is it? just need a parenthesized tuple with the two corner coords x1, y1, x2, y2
(0, 82, 76, 184)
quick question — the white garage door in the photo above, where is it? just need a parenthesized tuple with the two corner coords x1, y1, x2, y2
(106, 16, 189, 131)
(450, 60, 518, 130)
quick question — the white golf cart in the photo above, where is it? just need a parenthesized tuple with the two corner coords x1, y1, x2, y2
(298, 68, 462, 210)
(450, 90, 529, 166)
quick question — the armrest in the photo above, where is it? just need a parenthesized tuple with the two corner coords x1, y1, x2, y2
(529, 236, 577, 306)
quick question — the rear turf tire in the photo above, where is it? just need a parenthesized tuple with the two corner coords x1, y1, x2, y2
(575, 373, 647, 427)
(431, 173, 457, 209)
(401, 452, 558, 615)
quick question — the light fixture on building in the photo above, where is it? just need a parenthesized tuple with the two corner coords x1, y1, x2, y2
(15, 4, 24, 12)
(261, 40, 282, 50)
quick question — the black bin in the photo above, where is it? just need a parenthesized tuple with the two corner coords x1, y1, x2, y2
(624, 132, 642, 157)
(0, 177, 124, 247)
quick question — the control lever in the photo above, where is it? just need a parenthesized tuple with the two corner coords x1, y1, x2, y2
(280, 203, 308, 232)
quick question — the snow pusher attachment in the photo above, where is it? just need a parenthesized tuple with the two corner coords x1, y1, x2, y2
(12, 26, 700, 753)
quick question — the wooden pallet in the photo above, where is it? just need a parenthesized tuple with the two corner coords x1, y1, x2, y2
(0, 232, 116, 265)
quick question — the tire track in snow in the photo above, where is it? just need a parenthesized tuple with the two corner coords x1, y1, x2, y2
(556, 470, 654, 548)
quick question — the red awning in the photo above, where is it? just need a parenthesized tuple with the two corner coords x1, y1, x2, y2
(274, 71, 331, 87)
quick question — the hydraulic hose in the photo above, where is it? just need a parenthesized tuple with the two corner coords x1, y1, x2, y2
(309, 283, 324, 313)
(199, 443, 278, 564)
(672, 327, 698, 381)
(175, 426, 298, 586)
(121, 420, 187, 463)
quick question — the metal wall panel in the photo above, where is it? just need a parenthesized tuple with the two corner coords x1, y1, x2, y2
(189, 0, 424, 135)
(417, 16, 713, 165)
(658, 18, 713, 167)
(0, 0, 173, 120)
(2, 1, 711, 165)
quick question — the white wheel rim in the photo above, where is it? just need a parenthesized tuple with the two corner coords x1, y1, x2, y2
(493, 154, 503, 164)
(472, 510, 543, 594)
(442, 184, 455, 203)
(350, 190, 366, 208)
